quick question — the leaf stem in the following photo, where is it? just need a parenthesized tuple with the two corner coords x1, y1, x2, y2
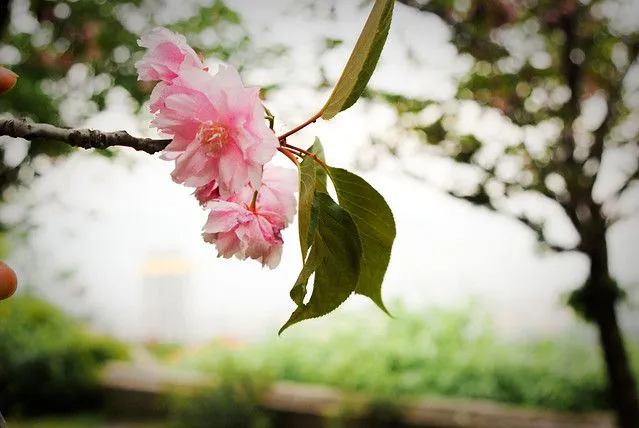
(283, 143, 329, 173)
(277, 111, 322, 141)
(277, 146, 301, 167)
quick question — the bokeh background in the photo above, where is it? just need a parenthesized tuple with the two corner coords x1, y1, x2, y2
(1, 0, 638, 426)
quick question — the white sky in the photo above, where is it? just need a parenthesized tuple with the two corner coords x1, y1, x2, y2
(5, 0, 639, 343)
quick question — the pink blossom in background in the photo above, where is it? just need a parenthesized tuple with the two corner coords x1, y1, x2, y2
(202, 200, 286, 269)
(135, 27, 203, 82)
(150, 66, 278, 195)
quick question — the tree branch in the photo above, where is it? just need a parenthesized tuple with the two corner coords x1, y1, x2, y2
(401, 167, 577, 253)
(552, 6, 591, 234)
(0, 118, 170, 154)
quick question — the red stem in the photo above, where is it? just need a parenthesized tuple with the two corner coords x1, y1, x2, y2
(283, 143, 328, 172)
(277, 111, 322, 141)
(277, 146, 301, 167)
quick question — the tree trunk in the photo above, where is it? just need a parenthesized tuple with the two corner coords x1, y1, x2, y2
(585, 226, 639, 428)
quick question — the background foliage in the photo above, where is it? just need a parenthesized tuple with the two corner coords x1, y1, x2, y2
(174, 305, 634, 412)
(0, 295, 128, 417)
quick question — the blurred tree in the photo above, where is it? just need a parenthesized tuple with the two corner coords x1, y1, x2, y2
(365, 0, 639, 426)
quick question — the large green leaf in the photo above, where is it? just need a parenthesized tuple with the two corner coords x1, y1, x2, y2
(328, 167, 395, 313)
(280, 192, 362, 334)
(297, 139, 327, 258)
(320, 0, 395, 119)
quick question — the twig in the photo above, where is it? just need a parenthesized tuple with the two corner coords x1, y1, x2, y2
(282, 142, 328, 172)
(277, 146, 301, 167)
(277, 111, 322, 142)
(0, 118, 171, 154)
(401, 166, 577, 253)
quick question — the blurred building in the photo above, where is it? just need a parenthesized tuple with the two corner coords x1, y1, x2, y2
(141, 255, 191, 344)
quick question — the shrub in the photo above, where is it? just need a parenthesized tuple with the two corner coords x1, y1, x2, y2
(0, 295, 128, 416)
(174, 304, 628, 412)
(169, 358, 272, 428)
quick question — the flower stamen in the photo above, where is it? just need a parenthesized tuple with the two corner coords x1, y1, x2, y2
(198, 121, 229, 153)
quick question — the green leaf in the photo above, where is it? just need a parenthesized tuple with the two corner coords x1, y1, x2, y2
(280, 192, 362, 334)
(308, 139, 328, 190)
(297, 138, 327, 258)
(328, 167, 395, 313)
(320, 0, 394, 119)
(289, 242, 324, 307)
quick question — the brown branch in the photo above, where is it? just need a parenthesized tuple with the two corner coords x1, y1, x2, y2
(401, 166, 577, 253)
(0, 118, 171, 154)
(553, 7, 590, 233)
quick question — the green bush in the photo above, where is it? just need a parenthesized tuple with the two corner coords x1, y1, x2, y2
(169, 358, 272, 428)
(0, 295, 129, 417)
(174, 304, 626, 412)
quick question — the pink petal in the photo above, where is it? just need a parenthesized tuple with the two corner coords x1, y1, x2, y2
(202, 201, 244, 233)
(217, 145, 249, 195)
(171, 143, 211, 186)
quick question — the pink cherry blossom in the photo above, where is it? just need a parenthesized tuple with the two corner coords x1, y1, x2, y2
(196, 165, 297, 220)
(136, 27, 297, 269)
(198, 165, 297, 267)
(150, 65, 279, 195)
(202, 200, 286, 269)
(228, 165, 298, 224)
(259, 165, 298, 224)
(135, 27, 203, 82)
(194, 180, 221, 206)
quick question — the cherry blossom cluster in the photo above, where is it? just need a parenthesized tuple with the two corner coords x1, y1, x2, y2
(135, 28, 297, 268)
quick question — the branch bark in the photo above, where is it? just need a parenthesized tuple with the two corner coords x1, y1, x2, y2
(0, 118, 170, 154)
(569, 25, 639, 428)
(581, 206, 639, 428)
